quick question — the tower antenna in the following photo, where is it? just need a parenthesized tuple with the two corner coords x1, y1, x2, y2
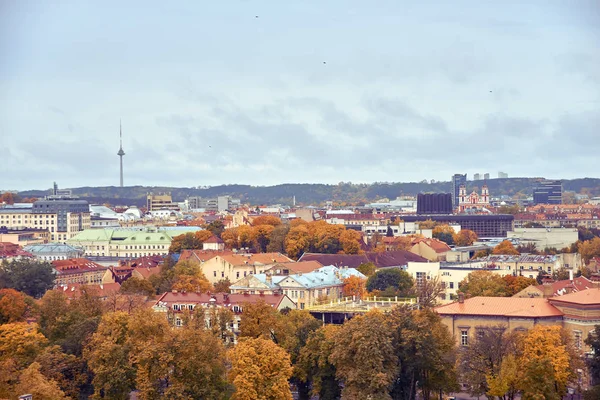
(117, 120, 125, 187)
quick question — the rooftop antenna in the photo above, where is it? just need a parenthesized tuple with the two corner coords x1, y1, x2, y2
(117, 120, 125, 187)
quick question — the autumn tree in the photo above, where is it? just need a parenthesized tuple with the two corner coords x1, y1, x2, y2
(84, 312, 136, 399)
(342, 275, 367, 299)
(297, 325, 342, 400)
(519, 325, 577, 399)
(36, 345, 90, 399)
(0, 259, 55, 298)
(251, 224, 275, 252)
(213, 278, 232, 293)
(339, 229, 362, 254)
(330, 311, 397, 399)
(366, 268, 414, 297)
(221, 227, 240, 249)
(229, 338, 293, 400)
(14, 362, 68, 400)
(204, 220, 225, 238)
(168, 232, 201, 253)
(492, 240, 520, 255)
(252, 215, 282, 227)
(458, 326, 519, 397)
(503, 275, 536, 296)
(277, 310, 322, 400)
(388, 307, 459, 400)
(414, 275, 445, 308)
(357, 262, 377, 277)
(285, 224, 311, 260)
(0, 288, 29, 323)
(458, 270, 509, 297)
(171, 260, 212, 293)
(516, 242, 539, 254)
(433, 225, 456, 246)
(120, 277, 155, 296)
(238, 301, 282, 341)
(579, 237, 600, 263)
(453, 229, 478, 246)
(390, 236, 414, 251)
(266, 224, 290, 253)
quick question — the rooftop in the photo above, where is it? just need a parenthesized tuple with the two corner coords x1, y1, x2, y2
(435, 297, 563, 318)
(299, 250, 427, 269)
(549, 288, 600, 306)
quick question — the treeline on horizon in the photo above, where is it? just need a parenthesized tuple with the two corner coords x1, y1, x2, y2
(16, 177, 600, 207)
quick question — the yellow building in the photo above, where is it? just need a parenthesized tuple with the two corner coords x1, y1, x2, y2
(196, 252, 293, 285)
(146, 193, 179, 211)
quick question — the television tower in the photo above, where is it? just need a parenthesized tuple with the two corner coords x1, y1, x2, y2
(117, 120, 125, 187)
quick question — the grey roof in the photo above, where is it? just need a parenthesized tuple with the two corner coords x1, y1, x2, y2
(24, 243, 83, 254)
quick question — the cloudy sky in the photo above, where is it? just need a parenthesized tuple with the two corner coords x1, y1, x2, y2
(1, 1, 599, 191)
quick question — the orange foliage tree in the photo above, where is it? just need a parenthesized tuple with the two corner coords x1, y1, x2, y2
(453, 229, 478, 246)
(342, 276, 366, 299)
(492, 240, 520, 255)
(0, 289, 29, 324)
(251, 216, 282, 227)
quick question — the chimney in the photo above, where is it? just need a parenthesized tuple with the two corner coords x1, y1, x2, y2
(266, 273, 272, 284)
(569, 269, 574, 282)
(172, 289, 178, 294)
(542, 283, 554, 298)
(458, 293, 465, 304)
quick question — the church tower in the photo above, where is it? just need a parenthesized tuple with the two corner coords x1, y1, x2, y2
(481, 184, 489, 204)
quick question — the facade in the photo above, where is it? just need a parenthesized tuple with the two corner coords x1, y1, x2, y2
(451, 173, 467, 207)
(146, 193, 179, 211)
(507, 227, 578, 250)
(533, 179, 563, 205)
(196, 252, 294, 285)
(24, 243, 84, 261)
(90, 216, 121, 229)
(186, 196, 241, 212)
(416, 193, 453, 215)
(152, 292, 295, 343)
(401, 214, 514, 238)
(67, 227, 201, 258)
(0, 228, 49, 245)
(1, 198, 90, 242)
(202, 235, 225, 251)
(436, 289, 600, 353)
(457, 184, 490, 213)
(409, 237, 452, 261)
(230, 265, 366, 310)
(52, 258, 108, 286)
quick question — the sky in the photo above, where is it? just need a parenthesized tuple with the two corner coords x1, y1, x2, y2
(1, 1, 599, 191)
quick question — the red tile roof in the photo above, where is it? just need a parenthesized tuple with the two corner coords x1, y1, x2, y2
(204, 235, 224, 244)
(179, 249, 233, 262)
(535, 277, 597, 297)
(219, 253, 293, 266)
(298, 250, 428, 269)
(154, 291, 291, 310)
(549, 288, 600, 306)
(52, 258, 107, 276)
(57, 282, 121, 299)
(133, 266, 161, 279)
(412, 238, 452, 253)
(267, 261, 323, 274)
(435, 297, 563, 318)
(0, 242, 33, 259)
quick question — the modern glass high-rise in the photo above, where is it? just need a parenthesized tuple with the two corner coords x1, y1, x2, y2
(533, 180, 562, 204)
(451, 173, 467, 207)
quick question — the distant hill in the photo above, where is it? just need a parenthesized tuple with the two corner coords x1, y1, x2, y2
(17, 178, 600, 207)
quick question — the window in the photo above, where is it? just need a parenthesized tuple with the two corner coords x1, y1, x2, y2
(574, 331, 582, 350)
(236, 272, 240, 279)
(176, 318, 182, 327)
(300, 291, 304, 299)
(173, 304, 180, 311)
(449, 282, 454, 289)
(214, 271, 217, 277)
(221, 272, 225, 278)
(461, 330, 468, 346)
(300, 303, 305, 310)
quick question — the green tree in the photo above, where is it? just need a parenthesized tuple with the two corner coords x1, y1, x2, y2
(229, 337, 293, 400)
(389, 307, 459, 400)
(366, 268, 414, 297)
(585, 324, 600, 387)
(330, 311, 397, 399)
(357, 262, 377, 277)
(0, 259, 55, 298)
(266, 223, 290, 253)
(120, 277, 155, 296)
(213, 278, 232, 293)
(204, 220, 225, 238)
(458, 270, 508, 297)
(297, 325, 342, 400)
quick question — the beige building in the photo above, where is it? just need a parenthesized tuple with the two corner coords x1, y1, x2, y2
(436, 289, 600, 353)
(195, 252, 293, 285)
(146, 193, 179, 211)
(409, 238, 451, 261)
(52, 258, 108, 286)
(152, 292, 296, 343)
(507, 227, 578, 250)
(0, 228, 49, 245)
(230, 265, 365, 310)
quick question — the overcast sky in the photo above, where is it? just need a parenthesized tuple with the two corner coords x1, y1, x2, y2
(1, 1, 599, 191)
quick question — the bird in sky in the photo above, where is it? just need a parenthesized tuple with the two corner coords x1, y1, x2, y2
(323, 61, 326, 64)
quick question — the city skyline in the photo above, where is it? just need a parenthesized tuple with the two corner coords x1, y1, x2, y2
(1, 1, 599, 190)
